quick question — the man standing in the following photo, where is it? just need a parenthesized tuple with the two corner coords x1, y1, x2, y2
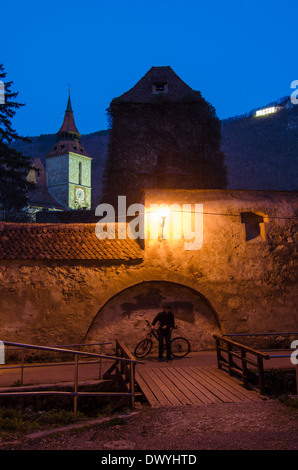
(151, 306, 175, 362)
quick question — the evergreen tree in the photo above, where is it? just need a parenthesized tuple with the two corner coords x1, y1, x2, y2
(0, 64, 32, 221)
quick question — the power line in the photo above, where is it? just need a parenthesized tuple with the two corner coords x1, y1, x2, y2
(107, 209, 298, 221)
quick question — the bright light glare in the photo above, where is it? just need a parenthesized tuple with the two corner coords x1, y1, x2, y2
(255, 106, 277, 117)
(158, 206, 170, 218)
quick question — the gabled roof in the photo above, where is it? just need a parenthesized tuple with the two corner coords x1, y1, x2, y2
(26, 158, 66, 210)
(117, 66, 194, 103)
(26, 158, 47, 186)
(27, 185, 66, 210)
(0, 223, 143, 261)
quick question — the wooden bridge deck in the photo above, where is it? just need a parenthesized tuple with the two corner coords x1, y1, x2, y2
(135, 365, 264, 407)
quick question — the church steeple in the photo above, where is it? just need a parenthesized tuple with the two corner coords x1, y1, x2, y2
(56, 93, 81, 143)
(66, 93, 72, 112)
(47, 94, 89, 157)
(45, 93, 92, 210)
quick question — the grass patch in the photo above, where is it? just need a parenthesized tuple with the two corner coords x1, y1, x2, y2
(99, 417, 128, 428)
(264, 368, 297, 396)
(0, 400, 131, 439)
(0, 407, 89, 439)
(0, 408, 25, 432)
(278, 396, 298, 410)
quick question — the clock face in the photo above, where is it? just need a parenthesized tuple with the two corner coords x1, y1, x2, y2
(75, 186, 86, 202)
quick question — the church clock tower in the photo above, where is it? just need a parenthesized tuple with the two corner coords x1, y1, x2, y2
(46, 94, 92, 210)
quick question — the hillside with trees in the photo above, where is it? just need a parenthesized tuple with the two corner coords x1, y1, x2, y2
(221, 97, 297, 191)
(11, 97, 298, 210)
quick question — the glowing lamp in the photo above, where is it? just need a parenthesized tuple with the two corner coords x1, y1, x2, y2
(158, 206, 170, 239)
(158, 206, 170, 219)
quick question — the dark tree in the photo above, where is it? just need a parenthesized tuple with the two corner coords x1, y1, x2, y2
(0, 64, 32, 221)
(102, 67, 227, 209)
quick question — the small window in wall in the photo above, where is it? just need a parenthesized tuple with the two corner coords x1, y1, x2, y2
(78, 162, 82, 185)
(241, 212, 266, 241)
(152, 82, 168, 93)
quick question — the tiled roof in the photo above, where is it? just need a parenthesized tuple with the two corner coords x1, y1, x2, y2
(27, 185, 66, 210)
(46, 139, 90, 158)
(26, 159, 66, 210)
(117, 66, 194, 103)
(0, 223, 143, 261)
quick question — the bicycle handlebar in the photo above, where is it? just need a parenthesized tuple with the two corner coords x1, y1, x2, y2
(145, 319, 177, 329)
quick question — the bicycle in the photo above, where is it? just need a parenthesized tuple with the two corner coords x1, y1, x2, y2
(134, 319, 190, 359)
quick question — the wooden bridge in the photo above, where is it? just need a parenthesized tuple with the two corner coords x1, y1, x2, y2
(135, 365, 264, 407)
(2, 334, 295, 417)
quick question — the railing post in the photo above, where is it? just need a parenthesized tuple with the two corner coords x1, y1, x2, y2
(74, 353, 79, 420)
(130, 363, 135, 409)
(257, 356, 265, 395)
(20, 348, 25, 385)
(215, 338, 222, 369)
(227, 344, 233, 376)
(241, 350, 248, 389)
(98, 344, 103, 379)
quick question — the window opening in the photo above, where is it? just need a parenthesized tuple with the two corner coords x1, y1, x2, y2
(241, 212, 265, 241)
(78, 162, 82, 185)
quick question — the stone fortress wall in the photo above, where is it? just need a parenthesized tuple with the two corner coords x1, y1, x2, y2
(0, 189, 297, 354)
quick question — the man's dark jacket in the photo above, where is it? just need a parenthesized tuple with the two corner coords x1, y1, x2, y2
(152, 310, 175, 330)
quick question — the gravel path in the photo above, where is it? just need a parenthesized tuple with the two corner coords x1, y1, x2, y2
(1, 399, 298, 451)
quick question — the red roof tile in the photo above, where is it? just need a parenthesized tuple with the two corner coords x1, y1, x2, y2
(0, 223, 143, 261)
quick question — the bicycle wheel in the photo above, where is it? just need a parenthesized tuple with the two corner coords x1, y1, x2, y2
(134, 339, 153, 358)
(170, 337, 190, 358)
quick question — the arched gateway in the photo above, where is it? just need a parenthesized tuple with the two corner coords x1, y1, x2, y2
(84, 281, 221, 353)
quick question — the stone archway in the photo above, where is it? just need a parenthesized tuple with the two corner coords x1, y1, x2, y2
(84, 281, 221, 353)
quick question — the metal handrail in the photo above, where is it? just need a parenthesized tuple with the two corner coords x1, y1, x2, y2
(1, 340, 141, 363)
(1, 341, 113, 384)
(0, 340, 143, 419)
(223, 332, 298, 337)
(6, 342, 112, 351)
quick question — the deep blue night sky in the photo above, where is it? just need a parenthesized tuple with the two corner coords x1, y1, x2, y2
(2, 0, 296, 137)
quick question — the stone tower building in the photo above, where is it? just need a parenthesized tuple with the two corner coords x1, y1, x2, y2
(102, 66, 227, 209)
(46, 95, 92, 210)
